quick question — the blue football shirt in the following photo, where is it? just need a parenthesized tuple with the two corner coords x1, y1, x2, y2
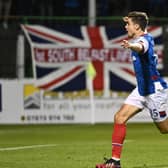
(131, 33, 168, 96)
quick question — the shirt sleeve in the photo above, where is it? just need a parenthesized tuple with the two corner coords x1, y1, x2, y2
(136, 36, 149, 53)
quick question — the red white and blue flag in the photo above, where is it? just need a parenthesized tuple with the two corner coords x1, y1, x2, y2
(21, 25, 163, 92)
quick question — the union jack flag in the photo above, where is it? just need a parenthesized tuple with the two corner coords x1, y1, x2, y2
(21, 25, 163, 92)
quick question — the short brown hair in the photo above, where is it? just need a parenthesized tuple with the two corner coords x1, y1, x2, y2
(125, 11, 148, 31)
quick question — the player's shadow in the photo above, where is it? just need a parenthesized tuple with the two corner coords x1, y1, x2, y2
(133, 164, 168, 168)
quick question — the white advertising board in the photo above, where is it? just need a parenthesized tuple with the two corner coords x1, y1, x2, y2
(0, 79, 152, 124)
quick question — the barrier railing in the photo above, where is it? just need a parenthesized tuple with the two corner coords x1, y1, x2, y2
(1, 15, 168, 26)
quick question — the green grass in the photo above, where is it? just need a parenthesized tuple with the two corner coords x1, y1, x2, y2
(0, 123, 168, 168)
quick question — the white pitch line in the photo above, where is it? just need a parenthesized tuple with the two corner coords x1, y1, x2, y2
(125, 139, 134, 143)
(0, 140, 134, 152)
(0, 144, 58, 151)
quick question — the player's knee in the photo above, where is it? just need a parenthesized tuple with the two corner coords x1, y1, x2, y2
(157, 124, 168, 134)
(114, 113, 127, 124)
(156, 118, 168, 134)
(159, 127, 168, 134)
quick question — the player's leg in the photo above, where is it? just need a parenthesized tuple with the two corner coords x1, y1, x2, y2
(155, 118, 168, 134)
(96, 88, 144, 168)
(114, 103, 141, 124)
(146, 89, 168, 134)
(106, 104, 141, 168)
(96, 104, 141, 168)
(106, 87, 145, 168)
(154, 90, 168, 133)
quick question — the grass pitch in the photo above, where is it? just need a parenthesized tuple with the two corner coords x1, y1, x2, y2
(0, 123, 168, 168)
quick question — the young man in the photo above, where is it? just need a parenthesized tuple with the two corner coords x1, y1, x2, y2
(96, 11, 168, 168)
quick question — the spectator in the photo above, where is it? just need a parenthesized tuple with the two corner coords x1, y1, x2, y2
(0, 0, 12, 29)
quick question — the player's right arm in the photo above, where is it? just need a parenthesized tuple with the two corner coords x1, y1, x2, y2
(121, 40, 144, 53)
(121, 36, 149, 54)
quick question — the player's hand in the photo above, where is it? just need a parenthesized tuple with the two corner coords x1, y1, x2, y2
(121, 40, 131, 49)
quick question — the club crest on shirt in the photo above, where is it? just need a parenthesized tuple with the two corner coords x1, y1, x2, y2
(132, 55, 136, 61)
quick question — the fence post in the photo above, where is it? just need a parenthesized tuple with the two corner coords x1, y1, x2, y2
(16, 34, 25, 79)
(88, 0, 96, 26)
